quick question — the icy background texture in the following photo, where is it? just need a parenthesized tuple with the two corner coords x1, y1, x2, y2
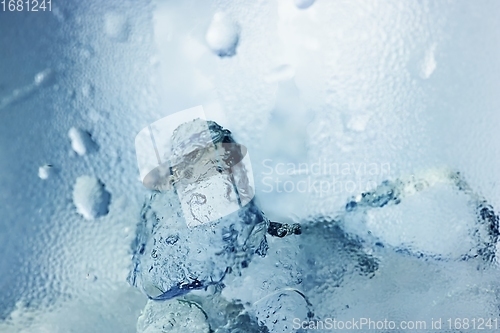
(1, 0, 500, 332)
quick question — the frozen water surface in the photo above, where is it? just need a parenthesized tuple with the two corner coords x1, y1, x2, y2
(1, 0, 500, 332)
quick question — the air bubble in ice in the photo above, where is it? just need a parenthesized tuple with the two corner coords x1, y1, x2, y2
(104, 12, 130, 42)
(38, 164, 54, 180)
(68, 127, 96, 156)
(72, 176, 111, 220)
(294, 0, 315, 9)
(205, 13, 240, 57)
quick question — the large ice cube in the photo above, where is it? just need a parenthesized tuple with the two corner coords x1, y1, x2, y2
(129, 120, 268, 300)
(341, 169, 500, 262)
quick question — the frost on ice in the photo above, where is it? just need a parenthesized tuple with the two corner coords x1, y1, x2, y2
(72, 176, 111, 220)
(68, 127, 96, 156)
(205, 13, 240, 57)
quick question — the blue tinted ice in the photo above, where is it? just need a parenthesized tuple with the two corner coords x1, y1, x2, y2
(129, 120, 268, 300)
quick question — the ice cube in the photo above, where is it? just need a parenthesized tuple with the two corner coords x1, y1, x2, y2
(340, 170, 499, 261)
(129, 120, 268, 300)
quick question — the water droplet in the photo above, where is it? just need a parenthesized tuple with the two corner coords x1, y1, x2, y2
(34, 69, 53, 86)
(80, 45, 94, 60)
(87, 108, 102, 123)
(205, 13, 240, 57)
(81, 82, 94, 98)
(420, 43, 437, 79)
(38, 164, 54, 180)
(72, 176, 111, 220)
(346, 114, 371, 132)
(104, 12, 130, 42)
(294, 0, 315, 9)
(264, 65, 295, 83)
(68, 127, 97, 156)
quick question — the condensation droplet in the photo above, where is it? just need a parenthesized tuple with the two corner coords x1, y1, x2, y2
(294, 0, 315, 9)
(34, 69, 53, 86)
(205, 13, 240, 57)
(81, 82, 94, 98)
(72, 176, 111, 220)
(104, 12, 130, 42)
(80, 46, 94, 60)
(38, 164, 54, 180)
(88, 108, 102, 123)
(264, 65, 295, 83)
(68, 127, 97, 156)
(346, 114, 372, 132)
(420, 43, 437, 79)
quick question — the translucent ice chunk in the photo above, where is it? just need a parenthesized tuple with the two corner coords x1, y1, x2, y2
(219, 217, 380, 329)
(341, 169, 499, 261)
(205, 13, 240, 57)
(68, 127, 96, 156)
(73, 176, 111, 220)
(129, 120, 268, 300)
(365, 184, 477, 259)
